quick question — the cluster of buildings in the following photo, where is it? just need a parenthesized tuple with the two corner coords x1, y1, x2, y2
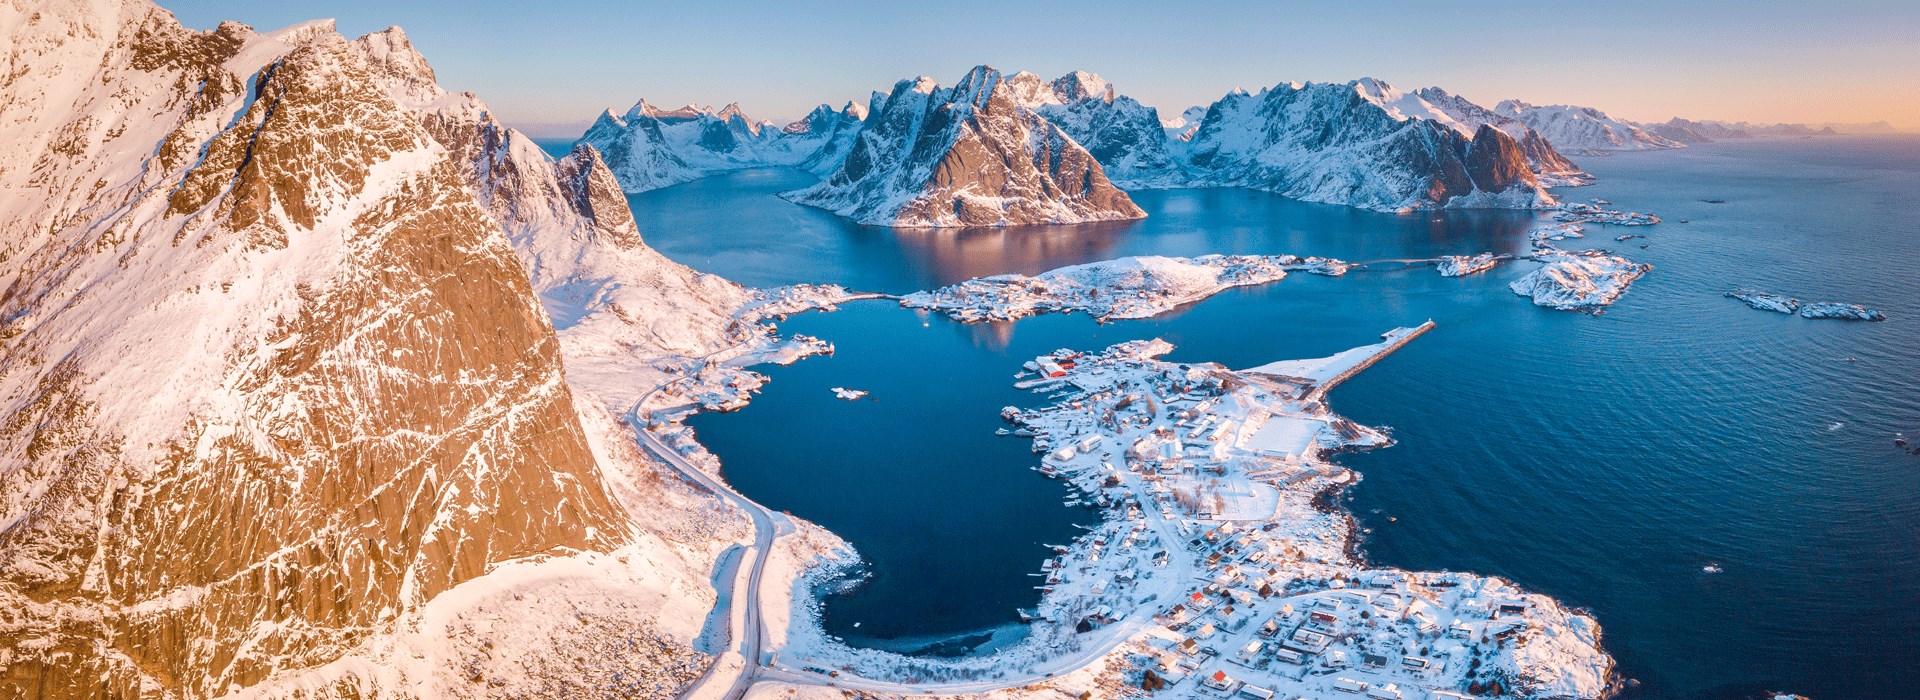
(996, 332, 1610, 699)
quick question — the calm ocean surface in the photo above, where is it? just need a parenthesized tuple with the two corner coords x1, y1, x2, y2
(541, 137, 1920, 698)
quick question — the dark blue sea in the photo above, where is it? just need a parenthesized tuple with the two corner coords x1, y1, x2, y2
(541, 137, 1920, 698)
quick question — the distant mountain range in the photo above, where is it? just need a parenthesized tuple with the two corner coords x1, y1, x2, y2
(570, 70, 1887, 227)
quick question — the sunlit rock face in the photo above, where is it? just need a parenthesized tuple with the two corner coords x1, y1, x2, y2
(784, 66, 1147, 228)
(0, 2, 738, 696)
(1413, 86, 1593, 186)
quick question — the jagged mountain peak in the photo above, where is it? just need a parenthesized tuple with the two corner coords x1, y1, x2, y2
(586, 90, 862, 190)
(783, 65, 1144, 227)
(948, 64, 1013, 110)
(1051, 70, 1115, 104)
(351, 24, 439, 104)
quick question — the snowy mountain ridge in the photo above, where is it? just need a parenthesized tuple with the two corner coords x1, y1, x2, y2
(1493, 99, 1685, 154)
(579, 96, 867, 192)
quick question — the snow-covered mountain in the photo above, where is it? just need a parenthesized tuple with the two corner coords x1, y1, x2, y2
(1001, 71, 1189, 187)
(1639, 116, 1744, 144)
(0, 1, 748, 694)
(782, 100, 870, 176)
(1653, 118, 1851, 140)
(1163, 105, 1208, 143)
(1180, 78, 1556, 212)
(1493, 99, 1684, 153)
(579, 99, 865, 192)
(783, 66, 1146, 227)
(1412, 87, 1593, 186)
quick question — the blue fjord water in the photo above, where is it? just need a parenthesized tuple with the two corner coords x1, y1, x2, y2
(539, 138, 1920, 698)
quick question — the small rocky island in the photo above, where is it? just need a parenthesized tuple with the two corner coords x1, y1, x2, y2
(1727, 290, 1885, 321)
(901, 254, 1351, 322)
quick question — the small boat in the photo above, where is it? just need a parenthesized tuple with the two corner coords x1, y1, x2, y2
(830, 387, 868, 401)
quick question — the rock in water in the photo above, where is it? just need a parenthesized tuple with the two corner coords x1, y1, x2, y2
(1727, 289, 1802, 314)
(1727, 290, 1885, 321)
(1797, 301, 1886, 321)
(783, 65, 1147, 227)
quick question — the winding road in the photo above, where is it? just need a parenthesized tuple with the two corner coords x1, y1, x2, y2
(634, 424, 786, 700)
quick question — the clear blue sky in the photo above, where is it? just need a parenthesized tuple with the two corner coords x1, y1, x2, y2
(160, 0, 1919, 136)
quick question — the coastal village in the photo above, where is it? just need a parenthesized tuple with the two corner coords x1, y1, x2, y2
(998, 329, 1610, 699)
(764, 326, 1610, 699)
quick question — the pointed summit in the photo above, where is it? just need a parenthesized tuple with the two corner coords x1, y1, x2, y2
(1051, 70, 1114, 104)
(783, 66, 1143, 227)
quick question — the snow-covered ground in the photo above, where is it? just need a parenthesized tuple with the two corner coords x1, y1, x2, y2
(1508, 201, 1659, 313)
(759, 329, 1613, 699)
(1434, 253, 1504, 277)
(901, 254, 1351, 323)
(1510, 247, 1652, 313)
(1555, 202, 1661, 226)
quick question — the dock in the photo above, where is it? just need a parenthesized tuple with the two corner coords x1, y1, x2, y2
(1307, 320, 1435, 402)
(1242, 321, 1437, 404)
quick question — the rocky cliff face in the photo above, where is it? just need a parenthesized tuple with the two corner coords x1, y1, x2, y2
(0, 2, 741, 696)
(1412, 87, 1593, 186)
(1182, 79, 1555, 211)
(1493, 99, 1684, 153)
(783, 66, 1146, 227)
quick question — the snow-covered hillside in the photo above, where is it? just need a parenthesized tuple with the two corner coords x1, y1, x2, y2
(0, 2, 757, 695)
(782, 66, 1147, 227)
(579, 99, 865, 192)
(1181, 78, 1556, 212)
(1494, 99, 1684, 154)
